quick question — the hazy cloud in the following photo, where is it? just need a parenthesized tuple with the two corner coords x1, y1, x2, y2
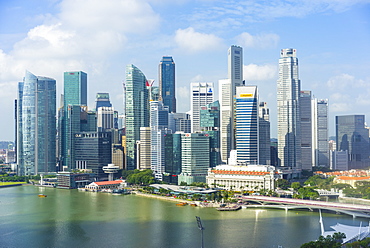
(174, 27, 223, 53)
(244, 64, 278, 81)
(236, 32, 279, 49)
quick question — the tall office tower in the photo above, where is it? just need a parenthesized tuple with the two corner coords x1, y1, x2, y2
(59, 71, 87, 169)
(74, 132, 112, 180)
(228, 45, 243, 89)
(97, 107, 115, 132)
(220, 45, 244, 162)
(200, 101, 221, 167)
(168, 113, 191, 133)
(178, 133, 210, 185)
(95, 93, 112, 110)
(300, 90, 312, 171)
(336, 115, 370, 169)
(164, 132, 182, 184)
(219, 79, 232, 162)
(150, 101, 169, 180)
(277, 48, 301, 169)
(17, 71, 56, 175)
(159, 56, 176, 113)
(312, 99, 329, 167)
(63, 105, 96, 170)
(190, 82, 214, 132)
(125, 64, 149, 170)
(235, 86, 259, 163)
(137, 127, 151, 170)
(259, 102, 271, 165)
(64, 71, 87, 106)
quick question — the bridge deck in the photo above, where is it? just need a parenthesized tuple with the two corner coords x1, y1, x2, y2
(241, 196, 370, 218)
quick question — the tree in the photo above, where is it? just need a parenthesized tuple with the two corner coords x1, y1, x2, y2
(291, 182, 302, 191)
(276, 179, 290, 190)
(300, 232, 345, 248)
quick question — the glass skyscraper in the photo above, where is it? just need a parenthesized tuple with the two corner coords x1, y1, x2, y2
(125, 64, 149, 170)
(336, 115, 370, 169)
(17, 71, 56, 175)
(59, 71, 88, 170)
(190, 82, 214, 132)
(159, 56, 176, 113)
(235, 86, 259, 163)
(277, 48, 301, 169)
(300, 90, 312, 171)
(312, 99, 329, 167)
(64, 71, 87, 107)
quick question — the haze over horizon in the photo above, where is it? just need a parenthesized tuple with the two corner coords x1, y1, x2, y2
(1, 0, 370, 141)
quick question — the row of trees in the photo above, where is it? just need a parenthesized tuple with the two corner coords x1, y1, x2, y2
(122, 169, 155, 185)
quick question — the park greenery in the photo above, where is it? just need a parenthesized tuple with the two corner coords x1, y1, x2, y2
(122, 169, 155, 185)
(300, 232, 345, 248)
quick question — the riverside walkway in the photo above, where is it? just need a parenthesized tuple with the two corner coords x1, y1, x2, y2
(241, 195, 370, 218)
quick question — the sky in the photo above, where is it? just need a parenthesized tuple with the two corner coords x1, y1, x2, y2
(1, 0, 370, 141)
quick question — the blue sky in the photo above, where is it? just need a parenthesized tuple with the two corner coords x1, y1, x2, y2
(1, 0, 370, 141)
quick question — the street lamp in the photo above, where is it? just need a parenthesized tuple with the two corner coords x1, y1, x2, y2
(195, 216, 205, 248)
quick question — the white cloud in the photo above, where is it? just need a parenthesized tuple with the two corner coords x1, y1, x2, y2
(174, 27, 223, 53)
(236, 32, 279, 49)
(243, 64, 278, 81)
(327, 73, 355, 90)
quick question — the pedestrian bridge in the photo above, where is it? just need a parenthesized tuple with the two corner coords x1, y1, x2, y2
(241, 195, 370, 218)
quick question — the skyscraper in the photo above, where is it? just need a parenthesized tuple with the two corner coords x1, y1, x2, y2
(59, 71, 88, 170)
(277, 48, 301, 169)
(235, 86, 259, 163)
(125, 64, 149, 170)
(190, 82, 214, 133)
(168, 113, 191, 133)
(300, 90, 312, 171)
(220, 45, 244, 162)
(259, 102, 271, 165)
(17, 71, 56, 175)
(150, 101, 169, 180)
(312, 99, 329, 167)
(178, 133, 210, 184)
(336, 115, 370, 169)
(200, 100, 221, 167)
(95, 93, 112, 110)
(159, 56, 176, 113)
(64, 71, 87, 107)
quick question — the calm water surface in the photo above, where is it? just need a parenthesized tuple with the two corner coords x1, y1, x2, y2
(0, 186, 367, 248)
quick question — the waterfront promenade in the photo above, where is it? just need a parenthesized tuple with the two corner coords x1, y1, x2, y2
(241, 195, 370, 218)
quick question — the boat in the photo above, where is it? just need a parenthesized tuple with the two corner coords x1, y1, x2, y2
(38, 194, 47, 198)
(190, 203, 197, 207)
(216, 205, 241, 211)
(176, 202, 188, 206)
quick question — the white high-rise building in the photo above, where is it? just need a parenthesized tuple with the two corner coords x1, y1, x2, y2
(190, 82, 214, 133)
(235, 86, 259, 163)
(220, 45, 244, 162)
(150, 101, 169, 180)
(97, 107, 115, 131)
(277, 48, 301, 169)
(312, 99, 329, 167)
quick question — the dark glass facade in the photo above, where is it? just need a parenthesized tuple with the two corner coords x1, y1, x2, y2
(159, 56, 176, 113)
(336, 115, 370, 169)
(74, 132, 112, 179)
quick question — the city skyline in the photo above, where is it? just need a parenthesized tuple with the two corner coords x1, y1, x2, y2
(1, 0, 370, 140)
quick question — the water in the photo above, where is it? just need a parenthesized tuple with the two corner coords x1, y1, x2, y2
(0, 186, 367, 248)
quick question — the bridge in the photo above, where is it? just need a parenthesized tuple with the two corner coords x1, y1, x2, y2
(240, 195, 370, 218)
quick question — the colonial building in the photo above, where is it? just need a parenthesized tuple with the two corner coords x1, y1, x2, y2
(206, 164, 281, 191)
